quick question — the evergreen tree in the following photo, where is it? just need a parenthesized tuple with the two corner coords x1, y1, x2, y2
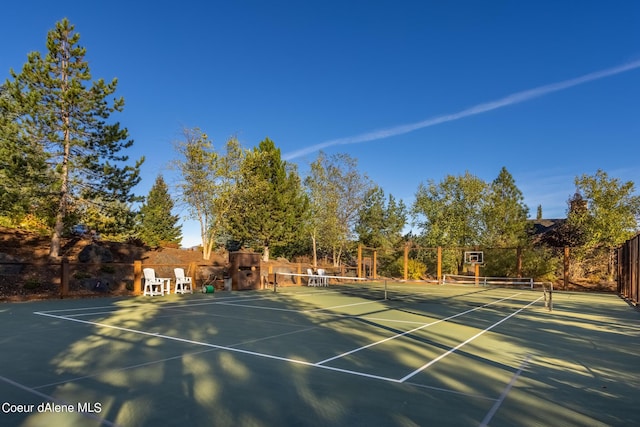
(138, 175, 182, 247)
(5, 19, 143, 257)
(482, 167, 530, 247)
(0, 83, 52, 220)
(229, 138, 308, 261)
(356, 186, 407, 250)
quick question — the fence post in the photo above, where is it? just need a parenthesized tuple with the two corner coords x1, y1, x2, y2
(60, 258, 69, 299)
(563, 247, 570, 290)
(372, 250, 377, 279)
(188, 261, 197, 288)
(357, 244, 362, 278)
(437, 246, 442, 284)
(133, 260, 142, 295)
(404, 243, 409, 281)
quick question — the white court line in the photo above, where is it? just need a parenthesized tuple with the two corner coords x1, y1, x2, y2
(0, 374, 122, 427)
(479, 354, 532, 427)
(33, 292, 543, 392)
(304, 299, 386, 312)
(316, 293, 523, 365)
(33, 310, 401, 384)
(398, 297, 543, 383)
(34, 324, 321, 390)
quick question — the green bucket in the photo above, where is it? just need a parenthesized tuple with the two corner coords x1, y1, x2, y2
(202, 285, 215, 294)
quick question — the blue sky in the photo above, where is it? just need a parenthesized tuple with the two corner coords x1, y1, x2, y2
(3, 1, 639, 247)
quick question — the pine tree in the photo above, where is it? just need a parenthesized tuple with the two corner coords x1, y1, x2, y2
(482, 166, 530, 247)
(356, 186, 407, 250)
(0, 84, 52, 220)
(229, 138, 308, 261)
(138, 175, 182, 247)
(6, 19, 143, 257)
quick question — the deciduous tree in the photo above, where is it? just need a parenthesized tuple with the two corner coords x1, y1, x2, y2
(173, 128, 221, 260)
(572, 170, 640, 279)
(412, 172, 487, 273)
(304, 152, 373, 266)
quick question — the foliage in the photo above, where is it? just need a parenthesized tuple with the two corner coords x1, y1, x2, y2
(569, 170, 640, 279)
(413, 172, 487, 273)
(228, 138, 309, 261)
(138, 175, 182, 247)
(386, 257, 427, 280)
(356, 186, 407, 250)
(572, 169, 640, 249)
(0, 84, 53, 221)
(173, 128, 222, 259)
(304, 152, 373, 266)
(4, 19, 143, 257)
(482, 167, 531, 248)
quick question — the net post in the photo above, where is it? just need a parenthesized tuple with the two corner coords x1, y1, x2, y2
(543, 283, 553, 311)
(273, 273, 277, 293)
(384, 279, 388, 300)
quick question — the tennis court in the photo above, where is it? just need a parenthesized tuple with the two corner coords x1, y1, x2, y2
(1, 281, 638, 426)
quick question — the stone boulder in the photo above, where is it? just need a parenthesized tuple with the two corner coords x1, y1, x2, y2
(78, 244, 113, 263)
(0, 253, 24, 274)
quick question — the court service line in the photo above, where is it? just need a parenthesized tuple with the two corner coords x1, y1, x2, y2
(316, 293, 524, 365)
(479, 354, 532, 427)
(0, 374, 122, 427)
(398, 297, 543, 383)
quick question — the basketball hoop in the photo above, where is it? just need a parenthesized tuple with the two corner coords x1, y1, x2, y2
(464, 251, 484, 265)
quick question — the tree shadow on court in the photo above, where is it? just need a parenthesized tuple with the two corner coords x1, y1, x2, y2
(4, 289, 638, 426)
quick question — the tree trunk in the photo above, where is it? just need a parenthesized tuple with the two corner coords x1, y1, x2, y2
(49, 102, 71, 259)
(311, 233, 317, 268)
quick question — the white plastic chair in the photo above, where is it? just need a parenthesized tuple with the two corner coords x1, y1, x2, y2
(317, 269, 328, 287)
(174, 268, 193, 294)
(143, 268, 171, 296)
(307, 268, 319, 287)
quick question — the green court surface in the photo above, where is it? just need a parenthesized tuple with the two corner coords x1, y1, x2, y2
(1, 283, 638, 426)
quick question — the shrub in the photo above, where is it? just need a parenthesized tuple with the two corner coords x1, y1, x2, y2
(388, 257, 427, 280)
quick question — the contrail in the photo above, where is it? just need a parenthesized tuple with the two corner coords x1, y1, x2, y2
(283, 60, 640, 161)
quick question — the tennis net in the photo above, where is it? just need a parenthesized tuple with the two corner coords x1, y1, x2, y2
(442, 274, 534, 288)
(273, 272, 553, 310)
(273, 272, 389, 299)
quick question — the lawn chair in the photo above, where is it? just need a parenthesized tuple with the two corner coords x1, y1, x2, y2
(317, 268, 328, 286)
(143, 268, 171, 296)
(174, 268, 193, 294)
(307, 268, 319, 287)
